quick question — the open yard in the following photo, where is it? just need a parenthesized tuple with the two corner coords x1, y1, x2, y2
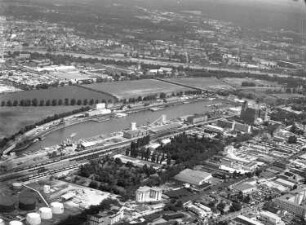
(168, 77, 234, 90)
(0, 106, 82, 138)
(85, 79, 192, 99)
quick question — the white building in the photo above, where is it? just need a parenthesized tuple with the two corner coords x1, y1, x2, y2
(260, 211, 285, 225)
(136, 186, 162, 203)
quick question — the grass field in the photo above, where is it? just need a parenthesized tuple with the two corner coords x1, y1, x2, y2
(168, 77, 234, 90)
(85, 79, 192, 99)
(0, 106, 82, 138)
(0, 86, 116, 106)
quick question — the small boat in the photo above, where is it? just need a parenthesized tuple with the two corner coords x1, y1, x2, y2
(115, 113, 128, 118)
(70, 133, 76, 138)
(150, 107, 163, 112)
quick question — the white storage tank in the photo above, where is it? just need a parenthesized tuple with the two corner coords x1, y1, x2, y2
(9, 221, 23, 225)
(50, 202, 64, 214)
(39, 207, 52, 220)
(12, 183, 23, 191)
(43, 185, 50, 194)
(0, 218, 5, 225)
(26, 213, 41, 225)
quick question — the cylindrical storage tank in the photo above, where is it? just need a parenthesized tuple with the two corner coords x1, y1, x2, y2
(0, 218, 5, 225)
(50, 202, 64, 214)
(39, 207, 52, 220)
(19, 197, 36, 211)
(43, 185, 50, 194)
(12, 183, 23, 191)
(9, 221, 23, 225)
(0, 196, 16, 213)
(26, 213, 41, 225)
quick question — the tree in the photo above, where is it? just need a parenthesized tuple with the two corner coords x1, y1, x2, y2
(46, 100, 50, 106)
(6, 100, 12, 107)
(71, 99, 76, 105)
(243, 194, 251, 204)
(230, 202, 242, 212)
(151, 152, 156, 162)
(58, 99, 63, 106)
(217, 202, 225, 214)
(64, 98, 69, 106)
(77, 99, 82, 105)
(52, 99, 57, 106)
(13, 100, 18, 106)
(288, 135, 297, 144)
(39, 100, 44, 106)
(160, 92, 167, 99)
(32, 98, 38, 106)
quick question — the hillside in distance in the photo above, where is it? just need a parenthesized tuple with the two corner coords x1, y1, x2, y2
(1, 0, 306, 32)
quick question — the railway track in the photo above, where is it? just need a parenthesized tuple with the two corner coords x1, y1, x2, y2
(0, 116, 228, 183)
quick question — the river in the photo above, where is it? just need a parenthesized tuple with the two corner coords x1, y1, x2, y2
(27, 99, 226, 151)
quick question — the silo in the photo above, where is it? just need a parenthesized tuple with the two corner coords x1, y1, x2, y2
(39, 207, 52, 220)
(26, 213, 41, 225)
(0, 196, 16, 213)
(9, 221, 23, 225)
(50, 202, 64, 214)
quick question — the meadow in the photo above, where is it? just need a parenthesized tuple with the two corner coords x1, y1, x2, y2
(0, 106, 82, 138)
(85, 79, 192, 99)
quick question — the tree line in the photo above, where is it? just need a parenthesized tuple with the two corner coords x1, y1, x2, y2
(1, 98, 103, 107)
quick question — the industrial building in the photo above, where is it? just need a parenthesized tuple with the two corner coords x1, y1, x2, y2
(204, 125, 224, 134)
(135, 186, 163, 203)
(187, 114, 208, 124)
(123, 122, 149, 139)
(174, 169, 212, 186)
(232, 183, 257, 195)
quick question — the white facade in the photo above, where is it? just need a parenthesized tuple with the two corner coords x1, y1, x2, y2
(136, 186, 162, 203)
